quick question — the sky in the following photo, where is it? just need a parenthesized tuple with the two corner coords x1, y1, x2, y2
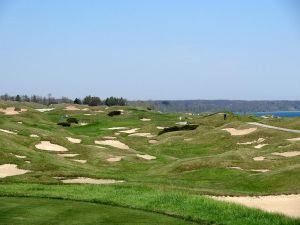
(0, 0, 299, 100)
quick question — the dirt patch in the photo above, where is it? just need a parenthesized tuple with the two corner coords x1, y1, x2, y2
(120, 128, 140, 134)
(106, 156, 122, 162)
(136, 154, 156, 160)
(140, 118, 151, 121)
(272, 151, 300, 157)
(36, 108, 54, 112)
(238, 138, 265, 145)
(95, 140, 129, 150)
(287, 137, 300, 142)
(66, 137, 82, 144)
(0, 107, 27, 115)
(222, 128, 257, 136)
(254, 144, 269, 149)
(149, 140, 158, 144)
(253, 156, 265, 161)
(61, 177, 124, 184)
(0, 129, 17, 135)
(65, 105, 81, 111)
(0, 164, 29, 178)
(211, 195, 300, 218)
(72, 159, 87, 164)
(57, 154, 79, 158)
(35, 141, 68, 152)
(129, 133, 155, 138)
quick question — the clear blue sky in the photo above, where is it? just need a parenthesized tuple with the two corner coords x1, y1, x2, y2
(0, 0, 299, 100)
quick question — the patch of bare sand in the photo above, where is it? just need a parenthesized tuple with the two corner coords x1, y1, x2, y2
(238, 138, 265, 145)
(82, 108, 89, 111)
(107, 127, 129, 130)
(272, 151, 300, 157)
(136, 154, 156, 160)
(250, 169, 270, 173)
(14, 154, 26, 159)
(120, 128, 140, 134)
(103, 136, 117, 140)
(184, 138, 193, 141)
(57, 153, 79, 158)
(30, 134, 39, 138)
(254, 144, 269, 149)
(222, 127, 257, 136)
(66, 137, 82, 144)
(65, 105, 81, 111)
(140, 118, 151, 121)
(72, 159, 87, 164)
(228, 166, 243, 170)
(36, 108, 54, 112)
(129, 133, 155, 138)
(156, 126, 167, 130)
(61, 177, 124, 184)
(253, 156, 265, 161)
(176, 121, 188, 125)
(149, 140, 158, 144)
(0, 164, 29, 178)
(80, 122, 88, 126)
(35, 141, 68, 152)
(0, 107, 27, 115)
(0, 129, 17, 135)
(106, 156, 122, 162)
(211, 195, 300, 218)
(95, 140, 129, 150)
(17, 121, 23, 124)
(287, 137, 300, 142)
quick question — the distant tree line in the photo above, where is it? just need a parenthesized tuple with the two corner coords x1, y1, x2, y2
(0, 93, 127, 107)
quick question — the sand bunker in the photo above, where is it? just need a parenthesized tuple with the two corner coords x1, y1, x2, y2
(30, 134, 39, 138)
(149, 140, 158, 144)
(140, 118, 151, 121)
(129, 133, 155, 138)
(250, 169, 270, 173)
(0, 107, 27, 115)
(103, 136, 117, 140)
(222, 128, 257, 136)
(136, 154, 156, 160)
(57, 153, 79, 158)
(120, 128, 140, 134)
(156, 126, 167, 130)
(80, 122, 88, 126)
(253, 156, 265, 161)
(0, 164, 29, 178)
(176, 121, 188, 125)
(17, 121, 23, 124)
(84, 113, 96, 116)
(82, 108, 89, 111)
(73, 159, 87, 164)
(228, 166, 243, 170)
(61, 177, 124, 184)
(14, 154, 26, 159)
(238, 138, 265, 145)
(95, 140, 129, 150)
(66, 137, 82, 144)
(36, 108, 54, 112)
(0, 129, 17, 135)
(35, 141, 68, 152)
(212, 195, 300, 218)
(254, 144, 269, 149)
(107, 127, 129, 130)
(106, 156, 122, 162)
(287, 137, 300, 142)
(65, 106, 81, 111)
(272, 151, 300, 157)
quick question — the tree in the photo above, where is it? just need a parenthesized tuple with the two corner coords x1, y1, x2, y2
(74, 98, 82, 105)
(83, 95, 101, 106)
(105, 97, 127, 106)
(15, 95, 21, 102)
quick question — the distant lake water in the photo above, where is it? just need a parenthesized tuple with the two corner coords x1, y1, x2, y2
(236, 111, 300, 118)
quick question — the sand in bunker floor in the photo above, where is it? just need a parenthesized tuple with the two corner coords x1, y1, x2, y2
(61, 177, 124, 184)
(35, 141, 68, 152)
(0, 164, 29, 178)
(222, 127, 257, 136)
(212, 195, 300, 218)
(95, 140, 129, 150)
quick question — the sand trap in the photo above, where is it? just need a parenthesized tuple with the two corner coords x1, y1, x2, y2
(222, 128, 257, 136)
(66, 137, 82, 144)
(36, 108, 54, 112)
(238, 138, 265, 145)
(17, 121, 23, 124)
(30, 134, 39, 138)
(0, 107, 27, 115)
(140, 118, 151, 121)
(149, 140, 158, 144)
(106, 156, 122, 162)
(65, 106, 81, 111)
(272, 151, 300, 157)
(156, 126, 167, 130)
(35, 141, 68, 152)
(120, 128, 140, 134)
(176, 121, 188, 125)
(25, 161, 31, 164)
(136, 154, 156, 160)
(228, 166, 243, 170)
(80, 122, 88, 126)
(0, 164, 29, 178)
(57, 153, 79, 158)
(103, 136, 117, 140)
(73, 159, 87, 164)
(254, 144, 269, 149)
(129, 133, 155, 138)
(14, 154, 26, 159)
(287, 137, 300, 142)
(250, 169, 270, 173)
(0, 129, 17, 135)
(211, 194, 300, 218)
(253, 156, 265, 161)
(95, 140, 129, 150)
(62, 177, 124, 184)
(82, 108, 89, 111)
(84, 113, 96, 116)
(107, 127, 129, 130)
(184, 138, 193, 141)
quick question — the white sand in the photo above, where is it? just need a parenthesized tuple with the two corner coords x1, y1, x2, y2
(176, 121, 188, 125)
(57, 153, 79, 158)
(95, 140, 129, 150)
(250, 169, 270, 173)
(120, 128, 140, 134)
(82, 108, 89, 111)
(62, 177, 124, 184)
(107, 127, 129, 130)
(287, 137, 300, 142)
(156, 126, 167, 130)
(106, 156, 122, 162)
(140, 118, 151, 121)
(129, 133, 155, 138)
(65, 105, 81, 111)
(254, 144, 269, 149)
(17, 121, 23, 124)
(228, 166, 243, 170)
(238, 138, 265, 145)
(136, 154, 156, 160)
(66, 137, 82, 144)
(212, 195, 300, 218)
(73, 159, 87, 164)
(272, 151, 300, 157)
(30, 134, 39, 138)
(0, 164, 29, 178)
(14, 154, 26, 159)
(222, 128, 257, 136)
(0, 129, 17, 135)
(103, 136, 117, 140)
(35, 141, 68, 152)
(149, 140, 158, 144)
(0, 107, 27, 115)
(253, 156, 265, 161)
(184, 138, 193, 141)
(80, 122, 88, 126)
(36, 108, 54, 112)
(84, 113, 96, 116)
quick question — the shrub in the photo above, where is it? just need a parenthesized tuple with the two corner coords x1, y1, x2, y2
(57, 122, 71, 127)
(67, 117, 79, 124)
(108, 110, 122, 117)
(158, 124, 198, 135)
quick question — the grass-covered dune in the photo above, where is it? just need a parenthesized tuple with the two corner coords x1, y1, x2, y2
(0, 100, 300, 224)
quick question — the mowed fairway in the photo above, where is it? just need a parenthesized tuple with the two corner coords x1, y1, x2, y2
(1, 101, 300, 225)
